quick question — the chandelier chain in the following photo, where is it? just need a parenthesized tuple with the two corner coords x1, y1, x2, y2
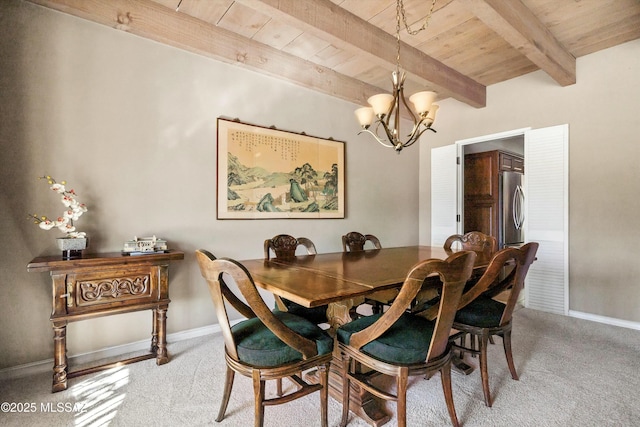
(395, 1, 402, 71)
(395, 0, 437, 70)
(399, 0, 437, 36)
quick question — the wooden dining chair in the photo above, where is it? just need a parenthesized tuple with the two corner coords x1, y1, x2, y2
(195, 250, 333, 427)
(447, 242, 538, 407)
(341, 231, 393, 313)
(336, 251, 477, 427)
(341, 231, 382, 252)
(264, 234, 328, 325)
(413, 231, 499, 313)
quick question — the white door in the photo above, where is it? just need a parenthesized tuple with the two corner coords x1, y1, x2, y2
(430, 144, 457, 246)
(430, 124, 569, 314)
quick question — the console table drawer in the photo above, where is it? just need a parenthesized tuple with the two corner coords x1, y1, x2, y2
(67, 267, 158, 311)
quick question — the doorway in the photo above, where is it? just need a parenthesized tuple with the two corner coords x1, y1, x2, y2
(431, 125, 569, 315)
(460, 134, 525, 248)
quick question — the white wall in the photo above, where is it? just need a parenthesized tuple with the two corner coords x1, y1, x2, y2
(420, 38, 640, 323)
(0, 0, 420, 369)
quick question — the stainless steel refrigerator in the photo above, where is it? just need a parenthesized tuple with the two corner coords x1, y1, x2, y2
(499, 171, 525, 247)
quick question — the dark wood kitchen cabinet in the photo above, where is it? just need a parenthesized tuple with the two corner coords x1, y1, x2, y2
(464, 150, 523, 238)
(499, 151, 524, 173)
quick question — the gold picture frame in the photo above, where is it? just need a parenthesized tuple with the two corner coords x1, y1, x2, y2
(216, 118, 345, 219)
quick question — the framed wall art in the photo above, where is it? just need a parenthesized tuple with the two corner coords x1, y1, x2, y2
(216, 118, 345, 219)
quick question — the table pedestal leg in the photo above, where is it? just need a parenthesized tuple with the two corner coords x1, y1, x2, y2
(321, 298, 392, 426)
(327, 347, 391, 427)
(52, 322, 68, 392)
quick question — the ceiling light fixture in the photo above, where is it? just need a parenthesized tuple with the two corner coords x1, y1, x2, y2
(355, 0, 439, 153)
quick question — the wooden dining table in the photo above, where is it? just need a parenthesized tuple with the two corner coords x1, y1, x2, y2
(241, 245, 491, 427)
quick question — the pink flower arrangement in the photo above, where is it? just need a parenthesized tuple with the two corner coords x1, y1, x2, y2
(29, 176, 88, 238)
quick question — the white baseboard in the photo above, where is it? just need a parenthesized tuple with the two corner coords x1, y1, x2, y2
(569, 310, 640, 331)
(0, 324, 222, 382)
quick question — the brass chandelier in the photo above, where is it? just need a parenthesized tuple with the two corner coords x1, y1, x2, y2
(355, 0, 439, 153)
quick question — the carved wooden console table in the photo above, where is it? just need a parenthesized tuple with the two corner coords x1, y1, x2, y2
(27, 250, 184, 392)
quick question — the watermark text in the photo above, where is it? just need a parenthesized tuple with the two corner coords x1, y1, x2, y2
(1, 401, 86, 413)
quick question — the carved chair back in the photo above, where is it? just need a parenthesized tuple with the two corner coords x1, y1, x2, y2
(264, 234, 317, 260)
(444, 231, 498, 258)
(341, 231, 382, 252)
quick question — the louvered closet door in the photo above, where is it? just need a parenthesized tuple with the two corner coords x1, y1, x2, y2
(524, 124, 569, 315)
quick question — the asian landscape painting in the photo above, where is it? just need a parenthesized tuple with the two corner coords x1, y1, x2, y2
(216, 118, 345, 219)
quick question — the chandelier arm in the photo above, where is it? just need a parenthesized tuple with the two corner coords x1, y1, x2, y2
(398, 86, 418, 125)
(382, 111, 392, 128)
(404, 112, 430, 139)
(379, 119, 399, 146)
(403, 126, 436, 148)
(382, 92, 398, 128)
(371, 120, 396, 146)
(357, 129, 395, 148)
(405, 119, 425, 142)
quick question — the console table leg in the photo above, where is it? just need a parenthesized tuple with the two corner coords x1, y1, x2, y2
(151, 309, 159, 353)
(52, 322, 68, 392)
(154, 307, 169, 365)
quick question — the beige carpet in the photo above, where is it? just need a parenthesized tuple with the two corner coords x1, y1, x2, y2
(1, 308, 639, 426)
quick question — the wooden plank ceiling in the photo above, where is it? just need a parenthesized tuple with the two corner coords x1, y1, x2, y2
(27, 0, 640, 110)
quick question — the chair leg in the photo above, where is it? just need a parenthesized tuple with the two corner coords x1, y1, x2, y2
(457, 333, 468, 359)
(252, 370, 266, 427)
(319, 363, 329, 427)
(340, 354, 351, 427)
(471, 334, 478, 357)
(479, 331, 492, 407)
(502, 329, 519, 380)
(371, 301, 383, 314)
(396, 367, 409, 427)
(216, 365, 235, 422)
(440, 363, 460, 427)
(276, 378, 283, 397)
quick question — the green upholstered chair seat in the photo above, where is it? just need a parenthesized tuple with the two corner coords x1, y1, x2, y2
(232, 311, 333, 367)
(454, 296, 506, 328)
(283, 300, 329, 325)
(337, 313, 435, 365)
